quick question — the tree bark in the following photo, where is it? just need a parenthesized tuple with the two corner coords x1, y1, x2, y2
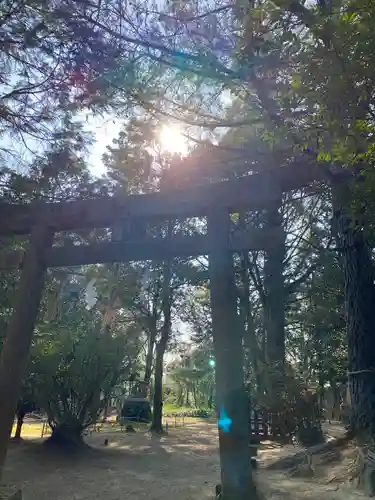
(332, 181, 375, 438)
(0, 227, 53, 479)
(150, 257, 172, 433)
(208, 211, 257, 500)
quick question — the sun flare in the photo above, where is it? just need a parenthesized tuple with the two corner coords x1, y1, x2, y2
(158, 124, 188, 155)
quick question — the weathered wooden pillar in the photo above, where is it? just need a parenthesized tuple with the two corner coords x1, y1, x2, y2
(0, 227, 53, 479)
(208, 211, 257, 500)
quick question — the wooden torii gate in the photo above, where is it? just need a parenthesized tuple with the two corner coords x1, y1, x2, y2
(0, 164, 316, 499)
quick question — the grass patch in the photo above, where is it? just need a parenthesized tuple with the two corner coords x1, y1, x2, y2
(163, 404, 192, 415)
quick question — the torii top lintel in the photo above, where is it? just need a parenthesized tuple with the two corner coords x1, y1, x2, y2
(0, 163, 317, 236)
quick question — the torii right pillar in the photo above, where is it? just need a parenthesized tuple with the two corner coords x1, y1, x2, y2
(208, 211, 257, 500)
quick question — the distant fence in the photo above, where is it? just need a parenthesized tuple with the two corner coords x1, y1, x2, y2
(250, 398, 324, 444)
(163, 414, 186, 429)
(20, 406, 320, 441)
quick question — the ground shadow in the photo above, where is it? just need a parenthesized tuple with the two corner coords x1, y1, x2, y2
(3, 421, 361, 500)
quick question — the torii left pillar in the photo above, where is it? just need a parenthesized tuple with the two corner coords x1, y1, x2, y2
(0, 226, 53, 480)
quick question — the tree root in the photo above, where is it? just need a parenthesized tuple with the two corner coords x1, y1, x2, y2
(287, 451, 315, 478)
(325, 442, 375, 496)
(325, 449, 361, 485)
(44, 427, 86, 450)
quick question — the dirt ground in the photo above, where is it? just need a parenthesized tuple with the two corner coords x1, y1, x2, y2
(3, 421, 367, 500)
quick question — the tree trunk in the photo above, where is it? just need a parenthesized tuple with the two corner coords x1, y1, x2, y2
(238, 213, 262, 394)
(14, 412, 25, 440)
(151, 343, 165, 433)
(0, 227, 53, 480)
(142, 318, 157, 397)
(208, 386, 214, 410)
(317, 377, 325, 412)
(332, 181, 375, 438)
(208, 211, 257, 500)
(47, 423, 84, 447)
(143, 341, 154, 389)
(264, 199, 285, 363)
(263, 196, 286, 402)
(331, 383, 341, 422)
(150, 257, 172, 433)
(192, 385, 198, 408)
(177, 387, 184, 406)
(238, 260, 263, 394)
(295, 392, 325, 447)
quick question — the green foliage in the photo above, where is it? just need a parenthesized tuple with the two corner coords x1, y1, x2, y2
(288, 252, 347, 385)
(31, 301, 129, 435)
(167, 342, 215, 409)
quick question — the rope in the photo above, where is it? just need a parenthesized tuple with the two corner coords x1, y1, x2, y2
(347, 369, 375, 376)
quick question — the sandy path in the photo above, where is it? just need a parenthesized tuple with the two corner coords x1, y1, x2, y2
(2, 422, 366, 500)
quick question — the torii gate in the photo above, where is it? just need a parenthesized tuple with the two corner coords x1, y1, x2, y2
(0, 163, 315, 499)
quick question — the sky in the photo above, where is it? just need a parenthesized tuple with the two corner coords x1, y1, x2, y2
(84, 109, 195, 177)
(85, 115, 122, 177)
(85, 112, 196, 178)
(0, 113, 121, 177)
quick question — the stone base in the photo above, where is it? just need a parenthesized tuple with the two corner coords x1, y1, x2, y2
(215, 463, 258, 499)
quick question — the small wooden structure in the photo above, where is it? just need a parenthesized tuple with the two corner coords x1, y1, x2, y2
(250, 408, 295, 443)
(0, 163, 316, 496)
(250, 397, 324, 446)
(119, 397, 152, 424)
